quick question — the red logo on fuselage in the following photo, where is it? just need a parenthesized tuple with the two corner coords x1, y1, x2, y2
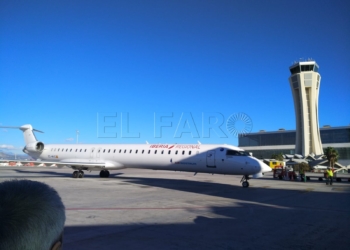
(149, 144, 200, 149)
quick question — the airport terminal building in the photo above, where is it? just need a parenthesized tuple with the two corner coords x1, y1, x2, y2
(239, 125, 350, 166)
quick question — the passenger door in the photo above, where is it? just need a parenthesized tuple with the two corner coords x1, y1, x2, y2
(96, 147, 102, 161)
(206, 150, 216, 168)
(90, 147, 95, 162)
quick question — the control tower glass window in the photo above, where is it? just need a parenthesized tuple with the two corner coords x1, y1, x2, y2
(301, 65, 314, 72)
(290, 66, 300, 75)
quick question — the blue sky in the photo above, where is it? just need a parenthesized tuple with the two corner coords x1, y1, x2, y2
(1, 0, 349, 154)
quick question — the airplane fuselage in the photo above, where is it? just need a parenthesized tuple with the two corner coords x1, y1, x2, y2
(35, 143, 265, 176)
(0, 124, 271, 187)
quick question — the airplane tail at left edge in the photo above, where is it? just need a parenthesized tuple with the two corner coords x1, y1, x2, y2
(0, 124, 45, 154)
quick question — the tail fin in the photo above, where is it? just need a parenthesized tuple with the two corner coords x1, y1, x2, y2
(19, 124, 44, 144)
(0, 124, 44, 144)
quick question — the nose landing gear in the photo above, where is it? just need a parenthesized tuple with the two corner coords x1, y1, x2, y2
(241, 175, 250, 188)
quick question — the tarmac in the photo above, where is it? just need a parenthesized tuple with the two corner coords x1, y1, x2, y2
(1, 166, 350, 250)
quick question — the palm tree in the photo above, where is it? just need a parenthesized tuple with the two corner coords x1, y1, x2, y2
(324, 147, 339, 169)
(271, 153, 284, 161)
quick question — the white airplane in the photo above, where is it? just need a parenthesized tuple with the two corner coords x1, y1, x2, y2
(1, 124, 271, 187)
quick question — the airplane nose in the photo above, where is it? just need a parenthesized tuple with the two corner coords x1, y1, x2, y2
(260, 161, 272, 173)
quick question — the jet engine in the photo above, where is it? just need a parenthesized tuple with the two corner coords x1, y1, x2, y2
(23, 141, 45, 153)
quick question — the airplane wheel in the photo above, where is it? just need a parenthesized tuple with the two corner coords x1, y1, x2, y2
(73, 171, 79, 178)
(242, 181, 249, 188)
(79, 170, 84, 178)
(100, 170, 109, 178)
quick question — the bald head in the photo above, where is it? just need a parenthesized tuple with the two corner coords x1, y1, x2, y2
(0, 180, 66, 250)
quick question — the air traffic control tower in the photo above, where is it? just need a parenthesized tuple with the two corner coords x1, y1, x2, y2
(289, 60, 323, 156)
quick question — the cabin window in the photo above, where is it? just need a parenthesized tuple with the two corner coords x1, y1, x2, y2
(142, 150, 144, 154)
(155, 150, 157, 154)
(136, 150, 138, 154)
(124, 149, 126, 153)
(85, 149, 87, 152)
(66, 149, 68, 152)
(168, 150, 171, 154)
(103, 149, 105, 153)
(98, 149, 100, 153)
(119, 149, 122, 153)
(70, 149, 72, 152)
(80, 149, 82, 152)
(161, 150, 164, 154)
(175, 150, 178, 155)
(130, 150, 132, 153)
(148, 150, 150, 154)
(182, 150, 185, 155)
(114, 149, 116, 153)
(92, 149, 94, 153)
(75, 149, 78, 152)
(58, 149, 60, 152)
(189, 151, 192, 155)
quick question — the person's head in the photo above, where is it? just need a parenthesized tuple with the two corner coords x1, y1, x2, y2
(0, 179, 66, 250)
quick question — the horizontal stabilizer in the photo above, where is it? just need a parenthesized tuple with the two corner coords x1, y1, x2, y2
(0, 125, 44, 133)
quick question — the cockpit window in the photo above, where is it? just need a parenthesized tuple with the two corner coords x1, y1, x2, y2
(226, 150, 249, 156)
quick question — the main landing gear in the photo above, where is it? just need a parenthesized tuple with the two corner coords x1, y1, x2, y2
(100, 170, 110, 178)
(72, 170, 84, 178)
(241, 175, 250, 188)
(71, 170, 110, 178)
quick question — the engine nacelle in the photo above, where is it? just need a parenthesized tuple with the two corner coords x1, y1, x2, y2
(24, 141, 45, 153)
